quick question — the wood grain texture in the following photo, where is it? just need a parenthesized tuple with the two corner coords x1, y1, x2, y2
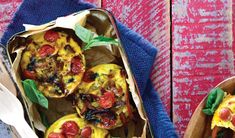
(184, 76, 235, 138)
(0, 0, 22, 38)
(172, 0, 233, 136)
(102, 0, 171, 115)
(85, 0, 101, 7)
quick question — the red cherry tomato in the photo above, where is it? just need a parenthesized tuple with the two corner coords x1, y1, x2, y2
(61, 121, 79, 136)
(71, 56, 83, 74)
(81, 126, 92, 138)
(99, 92, 115, 109)
(101, 117, 116, 128)
(65, 135, 76, 138)
(219, 107, 231, 121)
(231, 115, 235, 126)
(38, 44, 55, 57)
(44, 30, 59, 42)
(48, 132, 65, 138)
(83, 71, 97, 82)
(23, 70, 36, 80)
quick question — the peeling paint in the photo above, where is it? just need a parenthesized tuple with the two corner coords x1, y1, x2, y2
(173, 0, 233, 136)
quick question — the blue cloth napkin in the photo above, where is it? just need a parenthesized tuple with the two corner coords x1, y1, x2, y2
(0, 0, 177, 137)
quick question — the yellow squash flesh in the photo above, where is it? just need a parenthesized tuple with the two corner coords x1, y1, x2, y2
(212, 95, 235, 131)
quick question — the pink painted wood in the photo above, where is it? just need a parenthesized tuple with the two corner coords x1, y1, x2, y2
(0, 0, 22, 38)
(85, 0, 101, 7)
(102, 0, 171, 115)
(172, 0, 234, 136)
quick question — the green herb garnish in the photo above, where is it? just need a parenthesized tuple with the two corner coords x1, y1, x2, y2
(75, 24, 119, 51)
(202, 88, 225, 115)
(22, 79, 48, 109)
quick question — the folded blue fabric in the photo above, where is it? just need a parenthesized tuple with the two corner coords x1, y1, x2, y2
(0, 0, 177, 137)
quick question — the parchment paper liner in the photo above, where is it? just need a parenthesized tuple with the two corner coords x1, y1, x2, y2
(7, 9, 153, 138)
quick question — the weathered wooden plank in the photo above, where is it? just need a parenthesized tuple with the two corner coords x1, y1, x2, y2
(101, 0, 124, 21)
(102, 0, 171, 115)
(172, 0, 233, 136)
(0, 0, 22, 38)
(85, 0, 101, 7)
(0, 0, 100, 38)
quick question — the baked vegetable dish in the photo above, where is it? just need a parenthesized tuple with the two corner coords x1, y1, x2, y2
(8, 9, 151, 138)
(19, 28, 133, 137)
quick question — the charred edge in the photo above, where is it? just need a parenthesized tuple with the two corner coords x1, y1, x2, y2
(27, 57, 36, 71)
(80, 94, 99, 102)
(84, 109, 116, 123)
(64, 44, 75, 53)
(83, 71, 98, 82)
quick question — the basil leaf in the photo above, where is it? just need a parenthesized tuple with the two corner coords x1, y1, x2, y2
(75, 23, 119, 51)
(75, 24, 94, 43)
(22, 79, 48, 109)
(202, 88, 224, 115)
(83, 36, 119, 51)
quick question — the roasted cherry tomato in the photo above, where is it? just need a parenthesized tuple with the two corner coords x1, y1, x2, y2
(81, 126, 92, 138)
(101, 117, 116, 128)
(38, 44, 55, 57)
(82, 71, 97, 83)
(65, 135, 76, 138)
(231, 115, 235, 126)
(48, 132, 65, 138)
(99, 92, 115, 109)
(71, 56, 83, 74)
(23, 70, 36, 80)
(61, 121, 79, 136)
(219, 107, 231, 121)
(44, 30, 59, 42)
